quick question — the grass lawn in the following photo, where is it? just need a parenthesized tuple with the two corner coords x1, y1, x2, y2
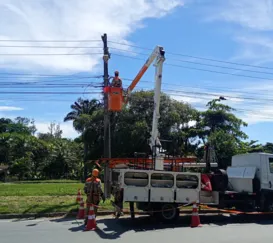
(0, 181, 120, 215)
(0, 181, 195, 215)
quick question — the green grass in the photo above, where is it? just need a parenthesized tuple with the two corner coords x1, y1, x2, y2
(0, 182, 116, 214)
(6, 179, 82, 184)
(0, 181, 194, 215)
(0, 183, 83, 196)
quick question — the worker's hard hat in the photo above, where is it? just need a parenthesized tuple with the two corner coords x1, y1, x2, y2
(92, 169, 99, 177)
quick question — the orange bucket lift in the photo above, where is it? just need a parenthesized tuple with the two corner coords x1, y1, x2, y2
(104, 46, 165, 112)
(106, 87, 124, 111)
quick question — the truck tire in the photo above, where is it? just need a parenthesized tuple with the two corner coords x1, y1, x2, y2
(261, 192, 273, 212)
(158, 203, 179, 222)
(129, 202, 135, 219)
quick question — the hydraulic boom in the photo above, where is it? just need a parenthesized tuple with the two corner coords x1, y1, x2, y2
(124, 46, 166, 170)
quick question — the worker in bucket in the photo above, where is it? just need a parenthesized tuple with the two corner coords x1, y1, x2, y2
(111, 71, 122, 87)
(83, 168, 105, 225)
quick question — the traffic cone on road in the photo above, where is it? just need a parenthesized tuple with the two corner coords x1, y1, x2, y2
(77, 198, 85, 219)
(190, 201, 202, 228)
(76, 189, 82, 203)
(84, 204, 97, 231)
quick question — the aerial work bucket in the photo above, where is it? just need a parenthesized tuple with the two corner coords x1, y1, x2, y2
(108, 87, 123, 111)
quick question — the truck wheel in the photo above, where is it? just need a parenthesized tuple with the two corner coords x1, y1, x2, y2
(129, 202, 135, 219)
(160, 204, 179, 222)
(260, 192, 273, 212)
(264, 200, 273, 212)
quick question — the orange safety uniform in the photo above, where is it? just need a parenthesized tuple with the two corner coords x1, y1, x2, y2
(111, 71, 122, 87)
(111, 77, 122, 87)
(83, 169, 105, 224)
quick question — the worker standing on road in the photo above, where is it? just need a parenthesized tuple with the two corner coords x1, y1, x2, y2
(83, 168, 105, 225)
(111, 71, 122, 87)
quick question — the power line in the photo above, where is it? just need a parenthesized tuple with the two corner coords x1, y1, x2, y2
(108, 40, 273, 70)
(1, 89, 273, 120)
(167, 58, 273, 76)
(0, 53, 103, 56)
(109, 94, 273, 120)
(0, 85, 102, 89)
(0, 45, 101, 48)
(1, 73, 273, 106)
(110, 47, 273, 75)
(1, 86, 273, 104)
(0, 39, 101, 42)
(0, 72, 268, 95)
(0, 77, 263, 100)
(112, 53, 273, 81)
(2, 76, 273, 104)
(0, 77, 102, 83)
(3, 38, 273, 70)
(0, 91, 102, 94)
(0, 72, 101, 77)
(127, 94, 273, 119)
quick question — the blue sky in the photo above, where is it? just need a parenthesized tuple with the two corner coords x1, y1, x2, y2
(1, 0, 273, 144)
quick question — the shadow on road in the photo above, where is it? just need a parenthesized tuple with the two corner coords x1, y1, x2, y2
(65, 213, 273, 239)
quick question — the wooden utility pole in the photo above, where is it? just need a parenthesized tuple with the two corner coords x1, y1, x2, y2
(101, 33, 111, 198)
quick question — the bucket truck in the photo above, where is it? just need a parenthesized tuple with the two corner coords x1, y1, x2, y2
(99, 45, 273, 222)
(100, 46, 217, 221)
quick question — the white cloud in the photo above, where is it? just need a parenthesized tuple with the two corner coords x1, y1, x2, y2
(208, 0, 273, 31)
(239, 106, 273, 124)
(0, 0, 184, 74)
(0, 106, 23, 111)
(170, 94, 204, 104)
(204, 0, 273, 65)
(35, 121, 79, 139)
(170, 82, 273, 124)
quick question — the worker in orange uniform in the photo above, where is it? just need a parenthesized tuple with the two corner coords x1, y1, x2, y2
(111, 71, 122, 87)
(83, 168, 105, 225)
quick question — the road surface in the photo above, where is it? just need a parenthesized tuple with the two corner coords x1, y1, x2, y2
(1, 214, 273, 243)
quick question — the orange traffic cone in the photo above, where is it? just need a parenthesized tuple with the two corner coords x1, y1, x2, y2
(76, 189, 82, 203)
(84, 204, 97, 231)
(77, 198, 85, 219)
(190, 201, 202, 228)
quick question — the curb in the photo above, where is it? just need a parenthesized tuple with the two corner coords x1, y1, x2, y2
(0, 209, 219, 220)
(0, 211, 146, 220)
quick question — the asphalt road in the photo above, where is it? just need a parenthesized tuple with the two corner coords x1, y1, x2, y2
(1, 214, 273, 243)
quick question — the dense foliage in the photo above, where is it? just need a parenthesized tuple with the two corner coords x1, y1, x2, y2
(0, 91, 272, 181)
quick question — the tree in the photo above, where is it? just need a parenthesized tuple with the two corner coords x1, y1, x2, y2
(110, 91, 199, 157)
(0, 116, 86, 180)
(195, 98, 248, 168)
(0, 117, 35, 135)
(38, 122, 63, 140)
(14, 116, 37, 135)
(42, 139, 83, 179)
(238, 140, 264, 154)
(48, 122, 62, 138)
(64, 98, 103, 179)
(263, 142, 273, 153)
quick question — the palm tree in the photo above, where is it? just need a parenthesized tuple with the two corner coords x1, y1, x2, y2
(64, 98, 102, 180)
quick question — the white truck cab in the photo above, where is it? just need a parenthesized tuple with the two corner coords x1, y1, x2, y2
(224, 153, 273, 211)
(228, 153, 273, 192)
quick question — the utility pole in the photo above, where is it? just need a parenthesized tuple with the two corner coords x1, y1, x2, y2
(101, 33, 111, 198)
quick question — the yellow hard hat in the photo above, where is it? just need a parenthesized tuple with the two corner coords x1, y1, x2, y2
(92, 169, 99, 177)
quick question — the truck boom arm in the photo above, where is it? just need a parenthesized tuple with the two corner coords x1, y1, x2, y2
(150, 48, 165, 166)
(126, 46, 165, 95)
(124, 45, 165, 170)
